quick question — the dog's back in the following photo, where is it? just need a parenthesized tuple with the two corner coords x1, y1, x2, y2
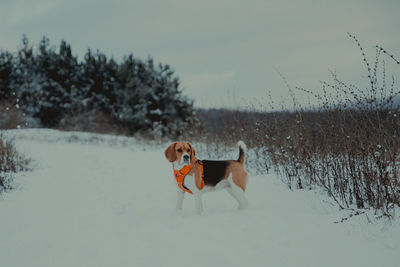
(198, 160, 229, 186)
(198, 141, 248, 190)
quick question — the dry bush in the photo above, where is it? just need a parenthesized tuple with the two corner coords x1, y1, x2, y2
(58, 109, 130, 136)
(0, 134, 30, 191)
(0, 100, 24, 129)
(0, 101, 31, 191)
(190, 34, 400, 216)
(0, 100, 40, 130)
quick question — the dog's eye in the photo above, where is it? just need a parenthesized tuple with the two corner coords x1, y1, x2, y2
(187, 149, 191, 153)
(177, 149, 182, 153)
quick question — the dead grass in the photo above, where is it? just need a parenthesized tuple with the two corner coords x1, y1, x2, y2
(0, 133, 30, 191)
(188, 34, 400, 217)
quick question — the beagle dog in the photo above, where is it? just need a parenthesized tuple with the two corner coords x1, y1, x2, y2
(164, 141, 248, 214)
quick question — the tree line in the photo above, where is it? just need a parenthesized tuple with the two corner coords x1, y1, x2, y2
(0, 35, 195, 136)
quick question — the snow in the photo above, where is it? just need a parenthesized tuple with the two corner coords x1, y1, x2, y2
(0, 129, 399, 267)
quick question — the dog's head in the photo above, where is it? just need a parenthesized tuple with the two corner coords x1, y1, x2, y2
(164, 142, 196, 166)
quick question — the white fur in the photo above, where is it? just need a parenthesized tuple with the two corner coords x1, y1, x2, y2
(181, 152, 190, 165)
(173, 154, 190, 169)
(238, 140, 247, 154)
(176, 188, 185, 211)
(181, 173, 203, 214)
(171, 142, 248, 215)
(175, 171, 248, 215)
(226, 174, 248, 209)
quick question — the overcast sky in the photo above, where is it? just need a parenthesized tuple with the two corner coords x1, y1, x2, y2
(1, 0, 399, 109)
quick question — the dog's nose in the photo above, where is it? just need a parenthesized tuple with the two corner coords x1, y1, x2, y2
(183, 155, 190, 161)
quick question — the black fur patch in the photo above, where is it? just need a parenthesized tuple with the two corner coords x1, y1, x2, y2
(198, 160, 229, 186)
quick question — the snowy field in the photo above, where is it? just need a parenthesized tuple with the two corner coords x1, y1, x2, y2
(0, 129, 399, 267)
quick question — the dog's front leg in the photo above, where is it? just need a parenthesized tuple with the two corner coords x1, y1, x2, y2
(176, 188, 185, 211)
(183, 174, 203, 215)
(193, 192, 203, 215)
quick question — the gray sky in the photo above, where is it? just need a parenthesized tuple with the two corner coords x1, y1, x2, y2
(1, 0, 399, 109)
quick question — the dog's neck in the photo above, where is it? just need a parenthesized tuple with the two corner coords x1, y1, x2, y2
(173, 160, 191, 170)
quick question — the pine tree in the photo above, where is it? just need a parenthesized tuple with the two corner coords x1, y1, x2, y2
(80, 49, 120, 114)
(0, 35, 196, 136)
(0, 51, 14, 100)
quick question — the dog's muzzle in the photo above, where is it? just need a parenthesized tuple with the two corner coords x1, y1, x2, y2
(183, 155, 190, 165)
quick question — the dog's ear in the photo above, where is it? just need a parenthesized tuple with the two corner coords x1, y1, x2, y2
(164, 142, 177, 162)
(187, 142, 196, 163)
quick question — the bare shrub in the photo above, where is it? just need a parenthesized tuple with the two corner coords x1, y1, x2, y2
(0, 100, 23, 129)
(0, 100, 40, 130)
(0, 134, 30, 191)
(190, 34, 400, 217)
(58, 109, 130, 136)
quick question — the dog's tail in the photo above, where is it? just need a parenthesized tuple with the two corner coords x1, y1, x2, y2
(237, 140, 247, 165)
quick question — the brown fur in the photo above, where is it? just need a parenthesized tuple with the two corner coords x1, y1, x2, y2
(164, 142, 248, 191)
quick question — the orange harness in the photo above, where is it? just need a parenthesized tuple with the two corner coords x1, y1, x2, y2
(173, 161, 204, 194)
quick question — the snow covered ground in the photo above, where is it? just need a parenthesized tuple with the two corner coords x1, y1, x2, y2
(0, 129, 399, 267)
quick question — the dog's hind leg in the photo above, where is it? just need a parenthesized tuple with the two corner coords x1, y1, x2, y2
(226, 173, 248, 210)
